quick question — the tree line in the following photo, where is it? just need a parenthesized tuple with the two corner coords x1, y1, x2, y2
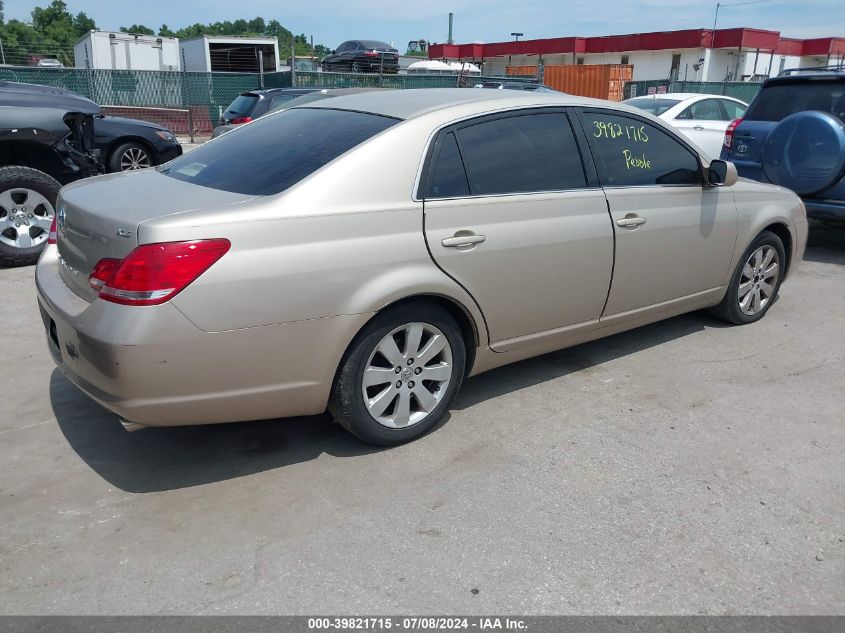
(0, 1, 329, 67)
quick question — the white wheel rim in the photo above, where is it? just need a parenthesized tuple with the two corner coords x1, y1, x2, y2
(0, 187, 55, 249)
(362, 322, 453, 429)
(738, 245, 779, 316)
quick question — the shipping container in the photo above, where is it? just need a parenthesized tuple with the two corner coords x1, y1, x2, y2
(505, 65, 538, 76)
(542, 64, 634, 101)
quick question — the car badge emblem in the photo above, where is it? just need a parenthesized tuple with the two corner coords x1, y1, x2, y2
(116, 228, 133, 238)
(57, 207, 65, 230)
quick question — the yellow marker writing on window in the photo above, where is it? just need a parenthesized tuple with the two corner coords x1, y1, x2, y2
(623, 149, 652, 170)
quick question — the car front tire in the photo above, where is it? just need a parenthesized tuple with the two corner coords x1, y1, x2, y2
(330, 302, 466, 446)
(711, 230, 786, 325)
(109, 142, 153, 172)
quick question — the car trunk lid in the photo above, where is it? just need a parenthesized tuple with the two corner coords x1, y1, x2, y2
(56, 169, 256, 301)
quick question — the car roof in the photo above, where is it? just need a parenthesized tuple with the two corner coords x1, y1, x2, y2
(300, 87, 619, 120)
(628, 93, 736, 101)
(764, 71, 845, 86)
(248, 88, 323, 96)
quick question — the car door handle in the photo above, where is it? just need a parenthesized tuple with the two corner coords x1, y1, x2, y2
(616, 215, 647, 229)
(694, 125, 704, 131)
(441, 233, 487, 248)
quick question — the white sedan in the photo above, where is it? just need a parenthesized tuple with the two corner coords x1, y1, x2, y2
(623, 93, 747, 158)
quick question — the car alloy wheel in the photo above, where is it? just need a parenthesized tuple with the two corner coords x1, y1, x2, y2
(0, 186, 55, 250)
(738, 245, 779, 316)
(362, 322, 453, 429)
(120, 146, 151, 171)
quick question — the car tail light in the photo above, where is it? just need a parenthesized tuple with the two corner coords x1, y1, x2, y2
(47, 215, 58, 244)
(724, 117, 743, 149)
(364, 50, 379, 56)
(89, 258, 121, 291)
(231, 116, 252, 124)
(95, 239, 230, 306)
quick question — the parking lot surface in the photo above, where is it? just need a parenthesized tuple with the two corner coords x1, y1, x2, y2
(1, 224, 843, 615)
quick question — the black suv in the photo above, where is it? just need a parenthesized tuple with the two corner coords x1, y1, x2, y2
(0, 81, 99, 266)
(220, 88, 322, 126)
(721, 67, 845, 221)
(321, 40, 399, 74)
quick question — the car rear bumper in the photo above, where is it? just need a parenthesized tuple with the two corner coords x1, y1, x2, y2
(36, 246, 371, 427)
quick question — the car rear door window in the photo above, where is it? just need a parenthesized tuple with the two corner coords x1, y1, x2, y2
(454, 113, 587, 195)
(428, 132, 470, 198)
(582, 110, 702, 187)
(677, 99, 723, 121)
(720, 99, 747, 121)
(162, 108, 398, 195)
(269, 94, 298, 109)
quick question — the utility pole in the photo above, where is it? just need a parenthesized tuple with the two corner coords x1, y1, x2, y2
(511, 32, 523, 42)
(0, 38, 6, 65)
(711, 2, 720, 48)
(259, 50, 264, 88)
(290, 40, 296, 86)
(180, 48, 194, 143)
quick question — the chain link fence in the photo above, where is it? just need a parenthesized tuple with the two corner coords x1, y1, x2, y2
(624, 80, 763, 103)
(3, 65, 632, 139)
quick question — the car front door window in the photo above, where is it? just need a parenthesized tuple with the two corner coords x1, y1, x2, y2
(580, 108, 738, 316)
(583, 111, 702, 187)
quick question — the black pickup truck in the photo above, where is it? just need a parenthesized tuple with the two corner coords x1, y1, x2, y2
(0, 81, 100, 266)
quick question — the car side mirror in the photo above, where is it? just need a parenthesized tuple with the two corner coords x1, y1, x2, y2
(331, 50, 336, 55)
(708, 159, 738, 187)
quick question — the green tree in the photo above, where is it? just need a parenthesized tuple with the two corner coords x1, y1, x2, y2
(247, 17, 265, 34)
(159, 24, 176, 38)
(120, 24, 155, 36)
(73, 12, 96, 36)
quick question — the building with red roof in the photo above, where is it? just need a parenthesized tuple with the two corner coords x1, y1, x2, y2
(429, 28, 845, 81)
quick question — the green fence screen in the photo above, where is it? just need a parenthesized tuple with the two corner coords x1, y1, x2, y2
(624, 80, 763, 103)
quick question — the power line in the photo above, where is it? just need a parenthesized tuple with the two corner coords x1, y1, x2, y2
(718, 0, 778, 6)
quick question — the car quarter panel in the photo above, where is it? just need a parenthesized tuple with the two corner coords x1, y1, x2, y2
(37, 246, 371, 424)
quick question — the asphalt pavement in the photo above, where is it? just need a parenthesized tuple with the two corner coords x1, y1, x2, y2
(1, 223, 843, 615)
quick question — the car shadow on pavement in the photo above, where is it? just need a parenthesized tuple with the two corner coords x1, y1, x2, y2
(50, 370, 382, 493)
(452, 311, 728, 411)
(50, 312, 725, 494)
(804, 221, 845, 264)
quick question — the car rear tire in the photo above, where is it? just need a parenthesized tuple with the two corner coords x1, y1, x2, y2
(711, 230, 786, 325)
(0, 166, 60, 267)
(109, 142, 153, 172)
(330, 302, 466, 446)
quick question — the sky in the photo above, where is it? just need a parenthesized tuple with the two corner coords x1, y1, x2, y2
(5, 0, 845, 50)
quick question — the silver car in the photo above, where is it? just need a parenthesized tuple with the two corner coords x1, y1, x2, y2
(36, 89, 808, 446)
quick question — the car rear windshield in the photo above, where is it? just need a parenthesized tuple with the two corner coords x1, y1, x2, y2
(224, 94, 259, 117)
(160, 108, 398, 195)
(624, 98, 681, 116)
(746, 81, 845, 122)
